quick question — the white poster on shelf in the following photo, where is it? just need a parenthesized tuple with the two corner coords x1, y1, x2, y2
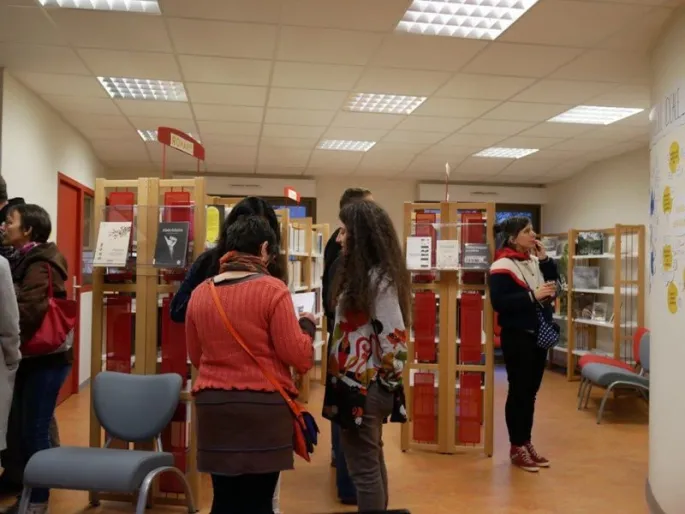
(291, 291, 316, 317)
(436, 239, 460, 269)
(406, 236, 432, 270)
(93, 221, 132, 268)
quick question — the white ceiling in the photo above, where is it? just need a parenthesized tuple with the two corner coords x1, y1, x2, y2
(0, 0, 676, 184)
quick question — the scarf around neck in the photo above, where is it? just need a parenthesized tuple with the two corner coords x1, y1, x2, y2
(494, 246, 531, 261)
(219, 251, 270, 276)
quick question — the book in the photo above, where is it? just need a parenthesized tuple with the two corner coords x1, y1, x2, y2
(462, 243, 490, 270)
(153, 222, 190, 268)
(572, 266, 600, 290)
(93, 221, 133, 268)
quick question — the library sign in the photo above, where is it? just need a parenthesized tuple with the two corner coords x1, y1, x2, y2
(157, 127, 206, 161)
(651, 82, 685, 147)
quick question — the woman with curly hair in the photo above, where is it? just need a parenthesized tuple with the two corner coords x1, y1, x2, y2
(323, 200, 410, 512)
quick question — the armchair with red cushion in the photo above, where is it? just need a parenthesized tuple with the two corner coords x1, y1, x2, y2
(577, 327, 648, 373)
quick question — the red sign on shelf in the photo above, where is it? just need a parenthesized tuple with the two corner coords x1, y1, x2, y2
(157, 127, 205, 161)
(284, 186, 301, 203)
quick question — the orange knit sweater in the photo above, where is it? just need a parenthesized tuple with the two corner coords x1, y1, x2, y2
(186, 275, 314, 397)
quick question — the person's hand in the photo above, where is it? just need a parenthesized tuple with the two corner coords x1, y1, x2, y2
(534, 282, 556, 301)
(299, 312, 316, 325)
(534, 240, 547, 260)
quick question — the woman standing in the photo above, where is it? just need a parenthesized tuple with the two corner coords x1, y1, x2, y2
(489, 216, 558, 473)
(186, 215, 315, 514)
(4, 204, 71, 514)
(323, 200, 409, 512)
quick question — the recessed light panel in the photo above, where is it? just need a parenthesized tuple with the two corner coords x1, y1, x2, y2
(98, 77, 187, 102)
(317, 140, 376, 152)
(346, 93, 426, 115)
(474, 147, 539, 159)
(137, 130, 199, 142)
(396, 0, 539, 41)
(38, 0, 161, 13)
(548, 106, 644, 126)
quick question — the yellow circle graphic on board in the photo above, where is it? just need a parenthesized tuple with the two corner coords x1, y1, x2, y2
(663, 186, 673, 213)
(668, 281, 679, 314)
(664, 245, 673, 270)
(670, 141, 680, 173)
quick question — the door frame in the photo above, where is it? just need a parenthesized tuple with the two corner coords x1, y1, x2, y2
(57, 173, 94, 395)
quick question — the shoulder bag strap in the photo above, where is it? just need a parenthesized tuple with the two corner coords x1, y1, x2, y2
(508, 258, 545, 308)
(45, 263, 54, 298)
(208, 280, 302, 417)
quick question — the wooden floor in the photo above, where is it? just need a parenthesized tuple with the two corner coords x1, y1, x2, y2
(28, 366, 648, 514)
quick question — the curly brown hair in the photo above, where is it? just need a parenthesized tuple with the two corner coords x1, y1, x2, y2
(333, 200, 410, 325)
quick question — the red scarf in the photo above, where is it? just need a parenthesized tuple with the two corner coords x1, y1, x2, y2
(219, 251, 270, 275)
(494, 246, 531, 261)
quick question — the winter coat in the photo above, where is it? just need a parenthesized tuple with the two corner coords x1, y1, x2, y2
(0, 256, 20, 456)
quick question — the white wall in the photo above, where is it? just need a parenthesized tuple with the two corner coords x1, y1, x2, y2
(1, 70, 103, 387)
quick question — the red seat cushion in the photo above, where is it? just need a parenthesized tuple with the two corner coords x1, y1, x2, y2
(578, 354, 634, 372)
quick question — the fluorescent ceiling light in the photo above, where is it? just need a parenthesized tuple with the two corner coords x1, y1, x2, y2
(137, 130, 199, 143)
(396, 0, 539, 41)
(346, 93, 426, 115)
(98, 77, 187, 102)
(548, 106, 644, 125)
(474, 147, 538, 159)
(317, 140, 376, 152)
(38, 0, 161, 13)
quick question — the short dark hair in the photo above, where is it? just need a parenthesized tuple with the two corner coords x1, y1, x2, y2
(339, 188, 371, 210)
(0, 176, 8, 203)
(8, 204, 52, 243)
(224, 215, 278, 259)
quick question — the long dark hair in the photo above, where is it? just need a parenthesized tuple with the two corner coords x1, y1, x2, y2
(494, 216, 531, 250)
(333, 200, 410, 325)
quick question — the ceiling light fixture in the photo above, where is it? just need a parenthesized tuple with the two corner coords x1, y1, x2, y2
(98, 77, 187, 102)
(548, 106, 644, 125)
(396, 0, 539, 41)
(474, 147, 538, 159)
(317, 140, 376, 152)
(345, 93, 426, 115)
(38, 0, 161, 13)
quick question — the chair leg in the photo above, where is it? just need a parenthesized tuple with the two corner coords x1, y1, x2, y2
(135, 467, 198, 514)
(577, 379, 586, 409)
(89, 491, 100, 507)
(597, 384, 616, 424)
(17, 487, 31, 514)
(583, 383, 593, 409)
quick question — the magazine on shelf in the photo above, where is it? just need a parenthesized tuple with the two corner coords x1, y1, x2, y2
(577, 232, 604, 255)
(153, 222, 190, 268)
(93, 221, 133, 268)
(572, 266, 600, 290)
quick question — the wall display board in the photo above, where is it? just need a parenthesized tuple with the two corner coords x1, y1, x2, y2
(401, 201, 495, 457)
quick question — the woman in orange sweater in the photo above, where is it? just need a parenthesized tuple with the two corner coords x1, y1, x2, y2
(186, 215, 315, 514)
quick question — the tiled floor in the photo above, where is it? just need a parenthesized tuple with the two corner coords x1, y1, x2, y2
(11, 367, 648, 514)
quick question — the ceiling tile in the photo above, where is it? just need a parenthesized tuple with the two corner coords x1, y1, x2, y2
(549, 138, 613, 152)
(482, 102, 571, 122)
(93, 141, 150, 161)
(260, 137, 319, 149)
(11, 71, 107, 97)
(178, 55, 271, 86)
(78, 49, 182, 81)
(129, 116, 198, 133)
(197, 120, 261, 136)
(600, 6, 672, 52)
(413, 98, 500, 118)
(355, 67, 452, 96)
(258, 147, 311, 167)
(308, 150, 364, 169)
(585, 84, 650, 109)
(281, 0, 407, 31)
(460, 119, 534, 136)
(353, 167, 402, 177)
(527, 148, 579, 161)
(422, 145, 482, 157)
(207, 164, 255, 173)
(455, 156, 514, 175)
(185, 83, 267, 106)
(498, 0, 648, 47)
(200, 134, 259, 146)
(490, 175, 537, 184)
(308, 166, 357, 176)
(0, 6, 65, 45)
(86, 128, 142, 141)
(0, 43, 89, 74)
(89, 133, 142, 147)
(277, 26, 383, 65)
(271, 61, 363, 90)
(436, 74, 535, 100)
(41, 95, 119, 115)
(358, 150, 415, 171)
(256, 166, 305, 175)
(167, 18, 277, 59)
(262, 124, 326, 139)
(498, 136, 567, 149)
(406, 154, 467, 173)
(322, 127, 388, 141)
(268, 88, 347, 110)
(48, 10, 172, 52)
(437, 133, 507, 148)
(64, 113, 132, 131)
(193, 104, 264, 123)
(551, 49, 650, 84)
(159, 0, 283, 23)
(370, 32, 487, 71)
(265, 107, 334, 126)
(518, 121, 602, 139)
(330, 111, 403, 130)
(383, 131, 446, 145)
(575, 124, 648, 141)
(370, 141, 430, 154)
(116, 99, 193, 119)
(393, 116, 471, 133)
(204, 145, 258, 166)
(511, 79, 616, 104)
(462, 43, 583, 78)
(499, 159, 559, 175)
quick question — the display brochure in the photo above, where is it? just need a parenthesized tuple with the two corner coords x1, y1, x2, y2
(291, 291, 315, 317)
(153, 222, 190, 268)
(572, 266, 600, 290)
(436, 239, 460, 270)
(591, 302, 608, 321)
(93, 221, 133, 268)
(406, 236, 432, 270)
(542, 236, 559, 258)
(577, 232, 604, 255)
(462, 243, 489, 270)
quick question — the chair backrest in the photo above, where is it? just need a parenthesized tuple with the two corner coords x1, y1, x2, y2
(93, 371, 182, 443)
(639, 331, 651, 373)
(632, 327, 649, 366)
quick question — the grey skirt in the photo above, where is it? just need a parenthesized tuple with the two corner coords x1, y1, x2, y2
(195, 389, 294, 476)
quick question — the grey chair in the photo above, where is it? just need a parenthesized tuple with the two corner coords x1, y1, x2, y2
(578, 332, 650, 424)
(18, 372, 197, 514)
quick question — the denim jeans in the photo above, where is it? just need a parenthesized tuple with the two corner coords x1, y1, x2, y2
(331, 422, 356, 501)
(21, 364, 71, 503)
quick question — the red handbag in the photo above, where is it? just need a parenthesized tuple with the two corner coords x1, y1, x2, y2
(23, 264, 78, 357)
(209, 281, 319, 462)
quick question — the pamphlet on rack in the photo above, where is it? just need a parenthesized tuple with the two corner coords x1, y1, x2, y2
(153, 222, 190, 268)
(291, 291, 316, 317)
(406, 236, 432, 270)
(93, 221, 133, 268)
(436, 239, 460, 270)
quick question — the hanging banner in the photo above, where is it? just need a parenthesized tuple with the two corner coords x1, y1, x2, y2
(157, 127, 206, 161)
(284, 187, 301, 203)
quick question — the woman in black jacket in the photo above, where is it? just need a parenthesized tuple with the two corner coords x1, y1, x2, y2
(170, 197, 285, 323)
(489, 216, 558, 473)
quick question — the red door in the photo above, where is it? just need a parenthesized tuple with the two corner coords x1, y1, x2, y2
(56, 174, 93, 404)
